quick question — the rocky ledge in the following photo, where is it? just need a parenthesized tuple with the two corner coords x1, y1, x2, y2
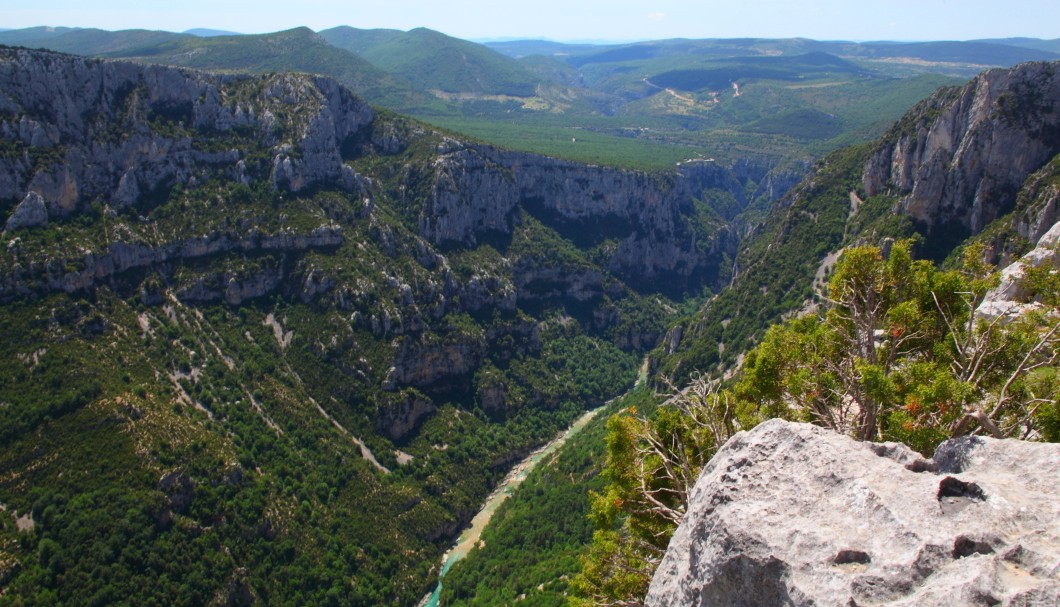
(646, 419, 1060, 607)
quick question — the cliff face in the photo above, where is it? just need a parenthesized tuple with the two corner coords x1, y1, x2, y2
(0, 47, 373, 217)
(646, 420, 1060, 607)
(862, 61, 1060, 236)
(416, 145, 762, 291)
(0, 47, 790, 300)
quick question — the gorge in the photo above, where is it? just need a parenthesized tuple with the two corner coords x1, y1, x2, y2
(1, 29, 1059, 607)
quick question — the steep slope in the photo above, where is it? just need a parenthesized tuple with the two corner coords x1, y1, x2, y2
(0, 48, 771, 605)
(657, 60, 1060, 382)
(863, 61, 1060, 253)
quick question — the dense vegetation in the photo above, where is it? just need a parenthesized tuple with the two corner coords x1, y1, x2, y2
(439, 396, 630, 607)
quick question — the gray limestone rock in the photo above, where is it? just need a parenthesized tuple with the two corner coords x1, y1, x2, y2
(976, 219, 1060, 322)
(4, 191, 48, 231)
(0, 47, 373, 216)
(645, 419, 1060, 607)
(862, 62, 1060, 237)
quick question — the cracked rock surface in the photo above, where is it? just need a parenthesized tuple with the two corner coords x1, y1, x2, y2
(645, 419, 1060, 607)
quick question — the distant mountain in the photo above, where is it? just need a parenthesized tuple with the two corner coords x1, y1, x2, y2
(0, 26, 434, 111)
(320, 26, 542, 97)
(0, 25, 81, 46)
(495, 37, 1060, 75)
(849, 40, 1060, 65)
(183, 28, 242, 37)
(0, 27, 187, 55)
(484, 39, 601, 59)
(976, 37, 1060, 55)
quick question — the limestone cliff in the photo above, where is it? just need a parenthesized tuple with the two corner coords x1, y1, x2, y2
(0, 47, 791, 300)
(0, 47, 373, 217)
(862, 61, 1060, 237)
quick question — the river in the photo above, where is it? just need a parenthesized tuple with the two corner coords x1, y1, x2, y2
(419, 405, 606, 607)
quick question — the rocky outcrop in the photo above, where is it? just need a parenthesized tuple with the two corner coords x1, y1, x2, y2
(1008, 156, 1060, 247)
(3, 191, 48, 232)
(646, 420, 1060, 607)
(977, 219, 1060, 322)
(384, 337, 485, 391)
(513, 260, 608, 303)
(376, 389, 436, 440)
(0, 47, 372, 219)
(417, 143, 788, 291)
(863, 61, 1060, 236)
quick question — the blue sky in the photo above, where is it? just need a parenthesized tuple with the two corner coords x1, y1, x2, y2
(3, 0, 1058, 42)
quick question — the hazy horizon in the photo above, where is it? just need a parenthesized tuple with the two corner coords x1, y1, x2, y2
(3, 0, 1058, 44)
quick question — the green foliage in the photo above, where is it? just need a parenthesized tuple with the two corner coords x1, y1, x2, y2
(744, 109, 844, 140)
(570, 381, 743, 607)
(736, 240, 1059, 449)
(440, 400, 620, 607)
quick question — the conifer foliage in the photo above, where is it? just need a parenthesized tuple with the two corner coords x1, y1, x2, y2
(739, 240, 1060, 449)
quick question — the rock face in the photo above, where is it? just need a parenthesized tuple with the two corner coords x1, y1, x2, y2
(863, 61, 1060, 237)
(1, 47, 799, 301)
(0, 47, 373, 217)
(416, 143, 756, 291)
(3, 191, 48, 232)
(645, 420, 1060, 607)
(976, 219, 1060, 322)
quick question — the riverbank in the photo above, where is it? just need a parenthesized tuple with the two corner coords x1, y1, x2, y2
(419, 405, 606, 607)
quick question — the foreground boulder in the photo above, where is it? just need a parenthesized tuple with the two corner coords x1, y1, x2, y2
(645, 419, 1060, 607)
